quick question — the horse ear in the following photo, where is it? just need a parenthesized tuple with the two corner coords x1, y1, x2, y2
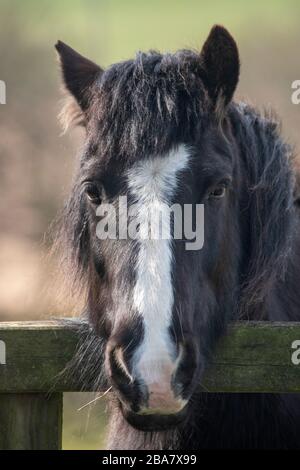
(55, 41, 102, 112)
(200, 25, 240, 109)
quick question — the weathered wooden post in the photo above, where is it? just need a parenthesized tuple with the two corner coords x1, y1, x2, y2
(0, 321, 79, 450)
(0, 393, 62, 450)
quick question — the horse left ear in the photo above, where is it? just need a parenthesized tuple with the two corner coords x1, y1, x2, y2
(200, 25, 240, 108)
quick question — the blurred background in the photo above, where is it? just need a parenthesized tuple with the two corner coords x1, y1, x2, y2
(0, 0, 299, 450)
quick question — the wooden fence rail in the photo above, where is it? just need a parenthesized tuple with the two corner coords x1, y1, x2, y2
(0, 320, 300, 449)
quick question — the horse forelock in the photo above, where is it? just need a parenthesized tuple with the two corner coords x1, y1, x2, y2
(86, 49, 210, 162)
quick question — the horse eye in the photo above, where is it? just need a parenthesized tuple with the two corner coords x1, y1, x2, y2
(209, 184, 227, 199)
(85, 183, 102, 204)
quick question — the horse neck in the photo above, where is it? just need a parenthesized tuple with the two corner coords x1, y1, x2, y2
(267, 210, 300, 322)
(229, 102, 297, 322)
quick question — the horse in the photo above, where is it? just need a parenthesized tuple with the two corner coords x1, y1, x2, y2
(54, 25, 300, 449)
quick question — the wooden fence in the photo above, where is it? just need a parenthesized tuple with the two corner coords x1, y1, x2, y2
(1, 320, 300, 450)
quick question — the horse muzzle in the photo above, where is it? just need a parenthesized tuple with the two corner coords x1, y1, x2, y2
(106, 335, 199, 428)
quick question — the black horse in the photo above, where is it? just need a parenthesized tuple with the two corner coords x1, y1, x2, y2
(54, 25, 300, 449)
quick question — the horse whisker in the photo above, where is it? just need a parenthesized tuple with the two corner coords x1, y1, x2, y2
(77, 387, 112, 411)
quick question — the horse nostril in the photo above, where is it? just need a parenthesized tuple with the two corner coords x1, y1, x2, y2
(106, 342, 146, 413)
(172, 339, 199, 399)
(112, 347, 133, 383)
(107, 344, 133, 386)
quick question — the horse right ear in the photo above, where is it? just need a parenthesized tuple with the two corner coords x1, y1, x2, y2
(55, 41, 103, 114)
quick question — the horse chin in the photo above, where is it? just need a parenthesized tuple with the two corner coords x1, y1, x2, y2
(121, 405, 188, 432)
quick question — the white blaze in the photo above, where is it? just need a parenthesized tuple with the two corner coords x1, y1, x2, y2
(127, 145, 190, 402)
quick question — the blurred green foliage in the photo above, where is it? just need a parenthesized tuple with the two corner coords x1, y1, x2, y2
(2, 0, 300, 64)
(63, 394, 108, 450)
